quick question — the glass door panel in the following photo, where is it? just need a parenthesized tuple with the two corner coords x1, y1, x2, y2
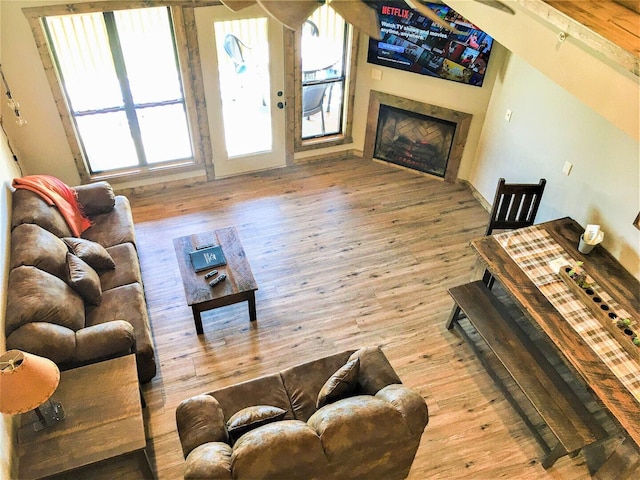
(195, 5, 285, 177)
(214, 18, 271, 157)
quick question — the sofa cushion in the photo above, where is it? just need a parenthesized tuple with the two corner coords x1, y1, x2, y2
(6, 266, 85, 336)
(231, 420, 328, 480)
(63, 237, 115, 270)
(66, 253, 102, 305)
(10, 224, 69, 279)
(73, 181, 116, 215)
(227, 405, 287, 444)
(100, 243, 142, 291)
(11, 189, 73, 237)
(85, 283, 155, 383)
(316, 357, 360, 409)
(82, 196, 136, 248)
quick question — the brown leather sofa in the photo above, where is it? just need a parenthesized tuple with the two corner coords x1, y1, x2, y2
(176, 347, 428, 480)
(5, 181, 156, 383)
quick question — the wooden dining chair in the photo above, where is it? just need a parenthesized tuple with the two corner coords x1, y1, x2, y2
(485, 178, 547, 235)
(483, 177, 546, 287)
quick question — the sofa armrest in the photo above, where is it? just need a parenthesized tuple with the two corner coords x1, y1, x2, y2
(176, 394, 230, 458)
(185, 442, 232, 480)
(75, 320, 135, 363)
(349, 346, 402, 395)
(375, 384, 429, 436)
(6, 322, 76, 364)
(74, 182, 115, 215)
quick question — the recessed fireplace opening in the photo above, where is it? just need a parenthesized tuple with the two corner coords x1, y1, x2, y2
(364, 91, 473, 183)
(374, 105, 457, 179)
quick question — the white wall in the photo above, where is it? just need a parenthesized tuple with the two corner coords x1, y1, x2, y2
(2, 8, 33, 477)
(1, 1, 81, 185)
(0, 119, 22, 480)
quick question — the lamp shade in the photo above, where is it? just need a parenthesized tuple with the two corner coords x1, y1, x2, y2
(0, 350, 60, 414)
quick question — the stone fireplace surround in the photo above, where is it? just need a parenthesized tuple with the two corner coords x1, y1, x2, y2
(363, 91, 472, 183)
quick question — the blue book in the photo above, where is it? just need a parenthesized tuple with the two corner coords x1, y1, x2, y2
(189, 245, 227, 272)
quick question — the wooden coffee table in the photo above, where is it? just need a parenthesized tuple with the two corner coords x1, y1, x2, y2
(173, 226, 258, 334)
(17, 355, 151, 479)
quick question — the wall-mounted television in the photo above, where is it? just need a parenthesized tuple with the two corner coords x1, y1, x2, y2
(367, 1, 494, 87)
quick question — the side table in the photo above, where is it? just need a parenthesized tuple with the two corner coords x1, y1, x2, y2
(17, 354, 152, 479)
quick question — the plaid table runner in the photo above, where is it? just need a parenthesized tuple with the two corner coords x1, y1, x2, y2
(494, 225, 640, 404)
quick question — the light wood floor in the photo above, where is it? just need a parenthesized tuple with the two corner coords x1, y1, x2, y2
(76, 156, 613, 479)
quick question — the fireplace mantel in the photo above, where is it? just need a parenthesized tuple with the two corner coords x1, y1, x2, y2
(363, 91, 472, 183)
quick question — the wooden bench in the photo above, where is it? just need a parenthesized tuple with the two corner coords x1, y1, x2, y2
(446, 280, 608, 468)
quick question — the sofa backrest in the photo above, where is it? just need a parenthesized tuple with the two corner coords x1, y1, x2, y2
(6, 265, 85, 336)
(279, 350, 355, 422)
(208, 372, 294, 423)
(10, 223, 69, 279)
(11, 189, 73, 237)
(206, 348, 403, 424)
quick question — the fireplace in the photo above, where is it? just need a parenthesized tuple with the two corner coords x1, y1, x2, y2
(364, 91, 472, 183)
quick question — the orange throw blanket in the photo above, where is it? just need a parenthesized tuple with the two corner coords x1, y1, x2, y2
(12, 175, 92, 237)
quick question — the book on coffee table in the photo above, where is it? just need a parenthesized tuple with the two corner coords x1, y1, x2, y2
(189, 245, 227, 272)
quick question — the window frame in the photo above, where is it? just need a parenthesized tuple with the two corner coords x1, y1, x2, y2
(293, 15, 359, 152)
(24, 1, 212, 184)
(44, 9, 196, 174)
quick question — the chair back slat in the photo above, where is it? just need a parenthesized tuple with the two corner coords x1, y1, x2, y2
(518, 194, 535, 222)
(485, 178, 546, 235)
(507, 193, 525, 222)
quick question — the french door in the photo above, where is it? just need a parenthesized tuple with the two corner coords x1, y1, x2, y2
(195, 4, 286, 177)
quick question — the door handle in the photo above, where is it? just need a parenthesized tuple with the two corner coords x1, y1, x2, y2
(277, 102, 285, 109)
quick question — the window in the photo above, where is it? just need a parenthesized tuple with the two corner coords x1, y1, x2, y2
(44, 7, 193, 175)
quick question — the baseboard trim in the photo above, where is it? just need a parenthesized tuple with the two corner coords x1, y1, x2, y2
(117, 175, 209, 198)
(458, 179, 491, 213)
(294, 149, 361, 164)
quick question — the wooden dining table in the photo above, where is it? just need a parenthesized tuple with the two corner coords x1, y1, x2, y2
(471, 217, 640, 448)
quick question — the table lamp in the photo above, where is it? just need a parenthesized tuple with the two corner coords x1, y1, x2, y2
(0, 349, 65, 431)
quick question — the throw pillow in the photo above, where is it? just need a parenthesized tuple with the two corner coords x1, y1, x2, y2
(66, 253, 102, 305)
(73, 181, 116, 215)
(226, 405, 287, 444)
(63, 237, 115, 270)
(316, 357, 360, 409)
